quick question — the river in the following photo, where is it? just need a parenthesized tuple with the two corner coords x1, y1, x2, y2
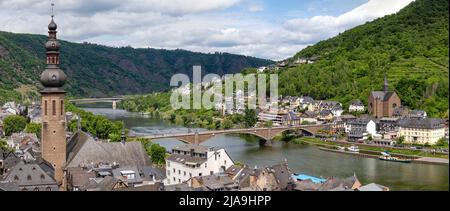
(80, 104, 449, 191)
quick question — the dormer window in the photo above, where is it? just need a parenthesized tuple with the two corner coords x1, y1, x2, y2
(27, 175, 32, 181)
(14, 175, 19, 181)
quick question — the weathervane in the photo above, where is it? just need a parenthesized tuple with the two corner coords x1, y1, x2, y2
(51, 2, 55, 17)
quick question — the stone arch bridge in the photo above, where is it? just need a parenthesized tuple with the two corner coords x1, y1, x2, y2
(135, 124, 331, 146)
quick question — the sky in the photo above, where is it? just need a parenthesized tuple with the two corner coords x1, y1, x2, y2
(0, 0, 414, 60)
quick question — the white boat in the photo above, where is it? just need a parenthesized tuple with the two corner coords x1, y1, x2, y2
(347, 145, 360, 153)
(337, 146, 346, 151)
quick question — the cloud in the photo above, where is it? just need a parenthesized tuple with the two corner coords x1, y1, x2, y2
(248, 4, 264, 12)
(283, 0, 415, 44)
(0, 0, 414, 61)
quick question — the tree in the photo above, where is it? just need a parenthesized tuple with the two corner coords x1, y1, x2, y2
(222, 119, 234, 129)
(435, 138, 448, 148)
(147, 143, 167, 167)
(25, 123, 41, 138)
(264, 121, 273, 128)
(397, 136, 405, 145)
(0, 139, 11, 151)
(3, 115, 27, 136)
(244, 108, 257, 128)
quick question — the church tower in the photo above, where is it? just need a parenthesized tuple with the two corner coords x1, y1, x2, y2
(40, 13, 67, 184)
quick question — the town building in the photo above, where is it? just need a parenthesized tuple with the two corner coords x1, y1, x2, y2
(257, 110, 288, 126)
(282, 111, 301, 126)
(349, 100, 365, 113)
(299, 96, 315, 110)
(378, 117, 400, 140)
(64, 131, 158, 189)
(368, 76, 401, 118)
(398, 118, 445, 145)
(299, 111, 318, 125)
(407, 110, 427, 118)
(346, 118, 378, 142)
(2, 161, 58, 191)
(165, 144, 234, 185)
(188, 174, 240, 191)
(236, 162, 295, 191)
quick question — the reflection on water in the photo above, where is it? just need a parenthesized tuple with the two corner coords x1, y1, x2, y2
(80, 104, 449, 191)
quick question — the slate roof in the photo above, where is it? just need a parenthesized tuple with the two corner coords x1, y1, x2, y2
(0, 181, 19, 191)
(349, 100, 364, 107)
(270, 163, 294, 190)
(66, 167, 96, 187)
(112, 166, 143, 184)
(173, 144, 213, 154)
(66, 131, 152, 169)
(166, 153, 207, 165)
(0, 150, 21, 171)
(165, 183, 203, 191)
(371, 91, 397, 102)
(301, 96, 315, 104)
(300, 111, 318, 118)
(3, 162, 57, 187)
(193, 174, 237, 191)
(319, 110, 333, 116)
(347, 118, 371, 126)
(114, 183, 164, 191)
(294, 180, 322, 191)
(408, 110, 427, 117)
(357, 183, 389, 191)
(319, 174, 361, 191)
(80, 176, 125, 191)
(398, 118, 445, 129)
(289, 111, 300, 120)
(142, 166, 166, 181)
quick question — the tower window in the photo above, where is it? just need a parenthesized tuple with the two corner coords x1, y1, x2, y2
(61, 100, 64, 115)
(52, 100, 56, 115)
(44, 100, 48, 116)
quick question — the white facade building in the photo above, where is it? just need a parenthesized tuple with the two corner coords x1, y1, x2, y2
(165, 145, 234, 185)
(349, 100, 365, 113)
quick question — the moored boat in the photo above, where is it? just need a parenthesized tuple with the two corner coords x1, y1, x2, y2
(379, 152, 412, 163)
(347, 145, 360, 153)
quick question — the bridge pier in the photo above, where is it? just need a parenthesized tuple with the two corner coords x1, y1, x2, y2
(112, 100, 117, 110)
(259, 139, 273, 147)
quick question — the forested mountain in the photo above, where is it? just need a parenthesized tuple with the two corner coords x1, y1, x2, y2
(0, 32, 273, 103)
(279, 0, 449, 117)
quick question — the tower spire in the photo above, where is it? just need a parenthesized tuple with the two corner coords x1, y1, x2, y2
(384, 73, 388, 93)
(40, 7, 67, 185)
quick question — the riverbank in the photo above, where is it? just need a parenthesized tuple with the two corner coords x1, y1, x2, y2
(296, 138, 449, 165)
